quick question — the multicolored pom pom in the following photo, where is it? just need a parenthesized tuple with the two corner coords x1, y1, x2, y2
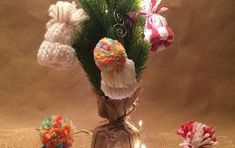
(39, 115, 75, 148)
(94, 37, 127, 73)
(177, 121, 217, 148)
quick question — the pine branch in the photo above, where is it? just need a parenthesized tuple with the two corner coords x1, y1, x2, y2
(73, 0, 107, 95)
(73, 0, 150, 95)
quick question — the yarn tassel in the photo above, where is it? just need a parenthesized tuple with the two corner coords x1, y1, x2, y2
(101, 59, 139, 100)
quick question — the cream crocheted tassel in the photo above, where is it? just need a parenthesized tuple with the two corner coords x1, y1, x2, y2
(37, 1, 88, 70)
(101, 59, 139, 100)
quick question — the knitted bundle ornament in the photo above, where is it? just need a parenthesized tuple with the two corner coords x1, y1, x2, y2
(141, 0, 174, 52)
(177, 121, 217, 148)
(37, 1, 88, 70)
(94, 38, 139, 100)
(39, 115, 75, 148)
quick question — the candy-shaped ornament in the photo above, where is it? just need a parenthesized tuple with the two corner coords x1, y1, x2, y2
(141, 0, 174, 52)
(39, 115, 76, 148)
(37, 1, 88, 70)
(177, 121, 217, 148)
(94, 38, 139, 100)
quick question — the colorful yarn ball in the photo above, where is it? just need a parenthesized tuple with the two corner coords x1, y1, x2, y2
(94, 38, 127, 73)
(39, 115, 75, 148)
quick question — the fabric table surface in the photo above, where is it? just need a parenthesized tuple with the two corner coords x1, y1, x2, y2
(0, 128, 234, 148)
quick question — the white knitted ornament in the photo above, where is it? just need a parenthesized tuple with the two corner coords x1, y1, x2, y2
(37, 1, 88, 70)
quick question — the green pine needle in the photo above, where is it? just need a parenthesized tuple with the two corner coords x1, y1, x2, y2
(73, 0, 150, 96)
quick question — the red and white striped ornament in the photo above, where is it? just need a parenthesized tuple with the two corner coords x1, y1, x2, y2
(141, 0, 174, 52)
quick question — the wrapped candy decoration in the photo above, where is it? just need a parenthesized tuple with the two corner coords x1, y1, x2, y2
(177, 121, 217, 148)
(94, 38, 139, 100)
(39, 115, 75, 148)
(37, 1, 88, 70)
(141, 0, 174, 52)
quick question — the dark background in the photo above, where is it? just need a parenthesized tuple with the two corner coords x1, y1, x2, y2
(0, 0, 234, 142)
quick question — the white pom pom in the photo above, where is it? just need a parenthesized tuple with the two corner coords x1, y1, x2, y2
(37, 41, 78, 70)
(191, 122, 217, 147)
(47, 1, 88, 28)
(70, 8, 89, 31)
(48, 1, 75, 24)
(101, 59, 139, 100)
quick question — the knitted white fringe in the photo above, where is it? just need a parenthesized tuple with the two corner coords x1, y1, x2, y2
(101, 59, 139, 100)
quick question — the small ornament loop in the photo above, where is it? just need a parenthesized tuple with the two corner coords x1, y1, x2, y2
(113, 24, 127, 39)
(112, 7, 127, 40)
(74, 129, 93, 135)
(113, 8, 124, 24)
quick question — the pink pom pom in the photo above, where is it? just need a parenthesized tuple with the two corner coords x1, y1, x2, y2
(177, 120, 195, 139)
(177, 121, 217, 148)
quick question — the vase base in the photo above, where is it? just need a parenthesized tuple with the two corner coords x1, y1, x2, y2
(91, 121, 140, 148)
